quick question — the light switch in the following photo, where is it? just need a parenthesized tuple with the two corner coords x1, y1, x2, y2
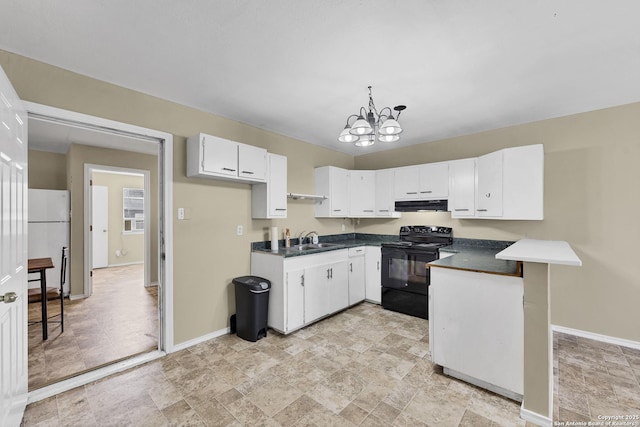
(237, 225, 244, 236)
(178, 208, 185, 220)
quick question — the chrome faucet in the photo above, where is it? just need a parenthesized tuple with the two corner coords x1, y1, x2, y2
(305, 231, 319, 244)
(297, 230, 306, 244)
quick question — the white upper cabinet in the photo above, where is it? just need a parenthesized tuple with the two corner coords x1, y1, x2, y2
(375, 169, 400, 217)
(394, 163, 449, 200)
(314, 166, 349, 217)
(187, 133, 267, 183)
(348, 171, 376, 217)
(476, 150, 504, 217)
(449, 158, 476, 218)
(419, 162, 449, 199)
(252, 153, 287, 219)
(238, 144, 267, 182)
(476, 144, 544, 220)
(393, 166, 420, 200)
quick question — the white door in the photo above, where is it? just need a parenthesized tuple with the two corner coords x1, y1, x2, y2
(91, 185, 108, 268)
(0, 65, 29, 426)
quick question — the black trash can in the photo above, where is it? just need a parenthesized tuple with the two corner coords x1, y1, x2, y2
(232, 276, 271, 342)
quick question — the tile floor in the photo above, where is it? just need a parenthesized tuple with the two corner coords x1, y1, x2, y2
(23, 303, 532, 426)
(22, 301, 640, 426)
(553, 331, 640, 423)
(27, 264, 158, 389)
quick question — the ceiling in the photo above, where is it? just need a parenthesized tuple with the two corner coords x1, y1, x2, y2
(28, 116, 159, 155)
(2, 1, 640, 156)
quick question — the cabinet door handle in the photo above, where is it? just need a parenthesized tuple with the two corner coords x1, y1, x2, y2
(275, 208, 287, 211)
(301, 275, 304, 287)
(378, 209, 389, 212)
(364, 210, 374, 213)
(454, 209, 469, 212)
(420, 190, 433, 194)
(333, 209, 342, 212)
(485, 192, 491, 198)
(327, 269, 331, 279)
(330, 268, 333, 279)
(241, 170, 254, 174)
(406, 191, 418, 195)
(377, 261, 380, 271)
(477, 209, 488, 212)
(201, 140, 206, 168)
(350, 263, 353, 272)
(222, 167, 236, 172)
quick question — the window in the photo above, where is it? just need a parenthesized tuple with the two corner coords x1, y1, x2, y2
(123, 187, 144, 233)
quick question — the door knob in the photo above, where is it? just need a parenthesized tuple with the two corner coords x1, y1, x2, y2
(1, 292, 18, 304)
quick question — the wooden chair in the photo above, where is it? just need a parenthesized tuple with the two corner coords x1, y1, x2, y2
(28, 246, 68, 332)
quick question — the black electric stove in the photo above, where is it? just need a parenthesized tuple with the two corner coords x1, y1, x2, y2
(380, 226, 453, 319)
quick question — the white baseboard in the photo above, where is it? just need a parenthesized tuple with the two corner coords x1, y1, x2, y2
(68, 293, 85, 301)
(172, 327, 230, 352)
(107, 261, 144, 268)
(520, 406, 551, 427)
(552, 324, 640, 350)
(145, 281, 158, 288)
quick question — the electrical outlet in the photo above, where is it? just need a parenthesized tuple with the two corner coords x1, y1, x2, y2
(178, 208, 185, 220)
(237, 225, 243, 236)
(341, 223, 346, 232)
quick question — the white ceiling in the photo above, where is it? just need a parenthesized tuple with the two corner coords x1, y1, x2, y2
(2, 1, 640, 156)
(28, 116, 159, 155)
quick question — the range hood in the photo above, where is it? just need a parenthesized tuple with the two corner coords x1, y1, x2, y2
(395, 199, 448, 212)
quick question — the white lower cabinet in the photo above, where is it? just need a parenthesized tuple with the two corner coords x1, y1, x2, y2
(285, 268, 305, 331)
(430, 267, 524, 400)
(251, 249, 349, 334)
(348, 247, 366, 305)
(364, 246, 382, 304)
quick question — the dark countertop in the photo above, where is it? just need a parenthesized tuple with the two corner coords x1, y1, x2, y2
(430, 238, 522, 277)
(251, 233, 398, 258)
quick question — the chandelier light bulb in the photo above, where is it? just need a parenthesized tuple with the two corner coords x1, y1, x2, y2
(338, 126, 359, 143)
(350, 116, 373, 135)
(378, 134, 400, 143)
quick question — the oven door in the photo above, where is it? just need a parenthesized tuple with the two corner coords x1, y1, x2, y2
(381, 247, 438, 295)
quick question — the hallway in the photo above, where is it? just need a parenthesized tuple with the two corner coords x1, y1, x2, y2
(27, 264, 158, 389)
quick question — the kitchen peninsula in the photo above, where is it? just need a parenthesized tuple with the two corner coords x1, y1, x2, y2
(428, 240, 525, 401)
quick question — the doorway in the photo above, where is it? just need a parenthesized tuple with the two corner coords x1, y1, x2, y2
(24, 102, 174, 402)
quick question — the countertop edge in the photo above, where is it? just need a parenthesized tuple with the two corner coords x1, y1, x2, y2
(495, 239, 582, 266)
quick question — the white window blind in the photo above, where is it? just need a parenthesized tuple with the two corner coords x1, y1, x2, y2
(123, 187, 144, 233)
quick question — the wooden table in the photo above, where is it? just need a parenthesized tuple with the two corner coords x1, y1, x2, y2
(28, 257, 55, 340)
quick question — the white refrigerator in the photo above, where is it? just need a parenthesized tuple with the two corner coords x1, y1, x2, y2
(28, 189, 70, 295)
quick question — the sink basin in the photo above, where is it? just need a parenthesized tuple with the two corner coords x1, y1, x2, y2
(288, 244, 317, 251)
(285, 243, 342, 252)
(311, 243, 340, 248)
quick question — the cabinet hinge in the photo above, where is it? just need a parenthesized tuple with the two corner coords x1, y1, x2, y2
(301, 275, 304, 286)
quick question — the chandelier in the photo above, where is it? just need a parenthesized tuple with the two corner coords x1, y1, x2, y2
(338, 86, 406, 147)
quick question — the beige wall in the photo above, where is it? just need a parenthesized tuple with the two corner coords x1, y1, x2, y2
(28, 149, 67, 190)
(355, 103, 640, 342)
(92, 172, 145, 266)
(0, 50, 353, 343)
(4, 49, 639, 345)
(65, 144, 158, 296)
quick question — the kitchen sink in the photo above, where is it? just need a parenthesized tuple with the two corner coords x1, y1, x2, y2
(311, 243, 340, 248)
(285, 242, 342, 252)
